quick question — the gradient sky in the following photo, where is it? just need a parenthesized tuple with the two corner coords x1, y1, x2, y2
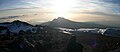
(0, 0, 120, 23)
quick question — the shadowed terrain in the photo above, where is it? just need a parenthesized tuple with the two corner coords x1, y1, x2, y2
(0, 19, 120, 52)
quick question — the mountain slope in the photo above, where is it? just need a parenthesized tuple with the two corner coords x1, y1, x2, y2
(41, 17, 107, 29)
(0, 20, 36, 34)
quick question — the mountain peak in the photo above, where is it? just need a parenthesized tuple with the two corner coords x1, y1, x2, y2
(57, 17, 65, 20)
(12, 20, 32, 26)
(52, 17, 70, 22)
(12, 20, 22, 23)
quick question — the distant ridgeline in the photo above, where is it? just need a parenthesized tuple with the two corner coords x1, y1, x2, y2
(41, 17, 117, 29)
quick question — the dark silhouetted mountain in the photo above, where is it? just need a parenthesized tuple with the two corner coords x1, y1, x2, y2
(41, 17, 107, 29)
(0, 20, 36, 34)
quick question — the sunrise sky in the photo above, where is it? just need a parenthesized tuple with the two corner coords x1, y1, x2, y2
(0, 0, 120, 23)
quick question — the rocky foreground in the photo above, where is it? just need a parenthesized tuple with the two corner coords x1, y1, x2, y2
(0, 25, 120, 52)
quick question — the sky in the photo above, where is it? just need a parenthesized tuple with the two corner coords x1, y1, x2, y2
(0, 0, 120, 24)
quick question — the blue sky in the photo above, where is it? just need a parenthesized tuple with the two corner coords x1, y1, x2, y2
(0, 0, 120, 15)
(0, 0, 26, 9)
(0, 0, 120, 13)
(0, 0, 120, 23)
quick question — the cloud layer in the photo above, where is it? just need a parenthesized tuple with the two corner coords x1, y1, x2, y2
(0, 0, 120, 24)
